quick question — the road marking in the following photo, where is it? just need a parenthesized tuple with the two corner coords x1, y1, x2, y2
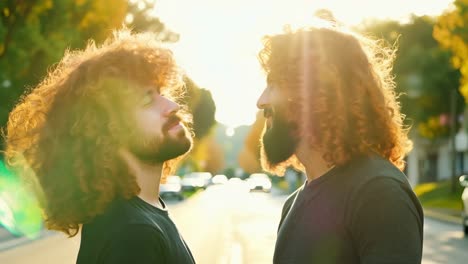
(230, 243, 242, 264)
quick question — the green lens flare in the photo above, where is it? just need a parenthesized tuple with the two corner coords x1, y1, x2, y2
(0, 160, 43, 239)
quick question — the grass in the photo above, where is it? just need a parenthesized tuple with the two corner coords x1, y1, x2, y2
(277, 180, 289, 191)
(182, 188, 202, 199)
(414, 180, 464, 212)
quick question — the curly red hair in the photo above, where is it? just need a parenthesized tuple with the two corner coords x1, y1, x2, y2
(258, 25, 412, 175)
(4, 29, 191, 236)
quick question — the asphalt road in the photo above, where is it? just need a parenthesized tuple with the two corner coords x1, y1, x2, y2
(0, 180, 467, 264)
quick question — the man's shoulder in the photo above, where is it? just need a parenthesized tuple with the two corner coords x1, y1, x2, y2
(281, 187, 301, 217)
(96, 224, 168, 263)
(113, 223, 165, 240)
(329, 155, 415, 207)
(343, 155, 423, 218)
(284, 188, 301, 207)
(344, 155, 409, 186)
(86, 198, 166, 234)
(286, 187, 301, 202)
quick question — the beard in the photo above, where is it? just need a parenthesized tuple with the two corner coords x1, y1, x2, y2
(261, 107, 299, 167)
(128, 123, 192, 164)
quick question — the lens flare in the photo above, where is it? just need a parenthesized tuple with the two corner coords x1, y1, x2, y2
(0, 160, 43, 239)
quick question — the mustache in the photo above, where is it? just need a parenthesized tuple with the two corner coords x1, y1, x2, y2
(263, 108, 273, 118)
(163, 114, 182, 131)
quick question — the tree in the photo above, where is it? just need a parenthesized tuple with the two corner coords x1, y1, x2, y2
(176, 77, 218, 172)
(238, 111, 265, 173)
(125, 0, 178, 42)
(0, 1, 218, 174)
(434, 0, 468, 102)
(0, 1, 123, 133)
(360, 16, 464, 141)
(0, 0, 177, 150)
(238, 147, 261, 174)
(182, 77, 217, 140)
(190, 132, 225, 174)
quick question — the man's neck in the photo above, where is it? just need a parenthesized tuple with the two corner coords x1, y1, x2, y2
(119, 149, 164, 208)
(296, 144, 332, 183)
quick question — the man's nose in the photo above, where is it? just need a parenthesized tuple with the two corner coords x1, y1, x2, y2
(257, 88, 270, 109)
(163, 97, 180, 116)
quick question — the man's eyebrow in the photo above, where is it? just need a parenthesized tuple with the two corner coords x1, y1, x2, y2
(141, 85, 160, 94)
(155, 85, 161, 93)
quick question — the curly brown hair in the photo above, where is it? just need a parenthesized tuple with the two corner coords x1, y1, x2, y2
(3, 29, 192, 237)
(258, 25, 412, 175)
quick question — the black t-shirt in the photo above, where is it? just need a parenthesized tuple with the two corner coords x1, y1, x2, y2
(274, 155, 424, 264)
(76, 196, 195, 264)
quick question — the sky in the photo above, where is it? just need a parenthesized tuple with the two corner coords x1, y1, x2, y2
(151, 0, 454, 128)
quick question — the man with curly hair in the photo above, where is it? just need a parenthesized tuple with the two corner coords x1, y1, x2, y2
(4, 30, 195, 263)
(256, 24, 423, 263)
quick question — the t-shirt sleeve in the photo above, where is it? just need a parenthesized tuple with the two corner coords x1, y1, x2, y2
(349, 177, 423, 264)
(101, 225, 166, 264)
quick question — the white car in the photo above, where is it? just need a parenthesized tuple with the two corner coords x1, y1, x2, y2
(212, 174, 228, 185)
(160, 175, 184, 200)
(459, 175, 468, 235)
(181, 172, 211, 191)
(247, 173, 272, 193)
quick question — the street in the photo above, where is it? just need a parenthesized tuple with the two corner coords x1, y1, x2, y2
(0, 181, 467, 264)
(423, 218, 468, 264)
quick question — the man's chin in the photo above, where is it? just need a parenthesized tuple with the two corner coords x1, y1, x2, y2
(261, 129, 297, 165)
(265, 118, 272, 129)
(261, 146, 294, 167)
(162, 136, 192, 160)
(130, 136, 192, 164)
(260, 146, 295, 175)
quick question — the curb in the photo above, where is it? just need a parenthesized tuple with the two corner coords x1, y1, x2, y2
(424, 208, 461, 225)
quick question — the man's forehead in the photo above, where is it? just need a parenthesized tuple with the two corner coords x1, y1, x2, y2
(267, 74, 273, 83)
(266, 74, 279, 85)
(120, 80, 160, 94)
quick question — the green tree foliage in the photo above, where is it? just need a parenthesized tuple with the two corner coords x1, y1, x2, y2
(125, 0, 178, 42)
(238, 111, 264, 173)
(434, 0, 468, 102)
(178, 77, 217, 172)
(0, 0, 124, 132)
(0, 0, 179, 150)
(360, 15, 464, 140)
(182, 77, 217, 140)
(192, 88, 216, 139)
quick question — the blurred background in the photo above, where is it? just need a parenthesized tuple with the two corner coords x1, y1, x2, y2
(1, 0, 468, 263)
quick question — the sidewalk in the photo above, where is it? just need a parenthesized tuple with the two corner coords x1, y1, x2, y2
(0, 232, 79, 264)
(0, 229, 55, 252)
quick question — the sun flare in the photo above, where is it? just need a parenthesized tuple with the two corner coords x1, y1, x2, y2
(154, 0, 453, 128)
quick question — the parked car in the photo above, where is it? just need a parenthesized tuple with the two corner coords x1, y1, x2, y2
(181, 172, 207, 191)
(212, 174, 228, 185)
(182, 172, 213, 190)
(160, 175, 184, 200)
(197, 172, 213, 188)
(459, 175, 468, 235)
(247, 173, 272, 193)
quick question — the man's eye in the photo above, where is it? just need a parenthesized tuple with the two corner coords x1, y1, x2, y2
(142, 93, 153, 106)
